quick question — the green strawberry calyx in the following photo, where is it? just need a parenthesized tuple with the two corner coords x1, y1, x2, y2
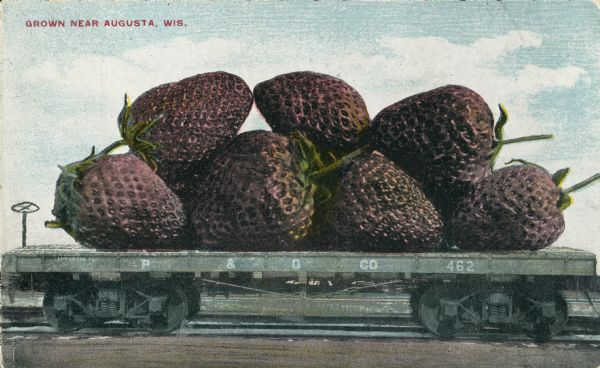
(305, 139, 365, 212)
(289, 132, 339, 206)
(288, 131, 365, 239)
(44, 141, 128, 235)
(506, 159, 600, 211)
(490, 104, 554, 169)
(118, 93, 163, 171)
(289, 131, 327, 176)
(552, 168, 571, 187)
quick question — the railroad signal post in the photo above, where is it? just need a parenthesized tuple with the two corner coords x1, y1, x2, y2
(11, 201, 40, 248)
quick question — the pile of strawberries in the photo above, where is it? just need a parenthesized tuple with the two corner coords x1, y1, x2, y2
(46, 71, 599, 252)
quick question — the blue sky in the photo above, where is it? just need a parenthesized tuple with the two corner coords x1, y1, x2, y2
(2, 1, 599, 256)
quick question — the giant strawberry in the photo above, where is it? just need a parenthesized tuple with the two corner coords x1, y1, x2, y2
(254, 71, 370, 155)
(328, 151, 443, 251)
(448, 160, 600, 251)
(118, 71, 253, 202)
(46, 146, 186, 250)
(369, 85, 552, 216)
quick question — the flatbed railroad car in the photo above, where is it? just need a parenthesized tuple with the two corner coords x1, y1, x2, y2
(2, 244, 600, 341)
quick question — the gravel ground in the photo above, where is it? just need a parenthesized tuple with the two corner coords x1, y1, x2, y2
(2, 334, 600, 368)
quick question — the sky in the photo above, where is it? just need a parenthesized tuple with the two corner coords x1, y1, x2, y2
(1, 1, 599, 259)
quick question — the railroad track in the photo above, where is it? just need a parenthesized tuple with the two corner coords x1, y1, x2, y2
(3, 314, 600, 343)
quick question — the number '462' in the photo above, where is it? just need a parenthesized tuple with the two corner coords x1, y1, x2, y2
(446, 260, 475, 272)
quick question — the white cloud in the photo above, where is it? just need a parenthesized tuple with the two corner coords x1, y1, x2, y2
(24, 54, 143, 103)
(23, 61, 62, 81)
(121, 37, 243, 70)
(471, 31, 543, 56)
(21, 31, 587, 128)
(514, 65, 584, 94)
(371, 32, 585, 131)
(22, 38, 245, 106)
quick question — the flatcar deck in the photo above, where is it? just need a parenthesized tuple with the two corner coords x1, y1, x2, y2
(1, 244, 596, 276)
(2, 244, 599, 339)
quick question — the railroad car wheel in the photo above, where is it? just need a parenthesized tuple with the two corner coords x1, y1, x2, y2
(514, 288, 567, 342)
(418, 284, 480, 338)
(126, 282, 189, 333)
(183, 284, 201, 317)
(42, 282, 97, 332)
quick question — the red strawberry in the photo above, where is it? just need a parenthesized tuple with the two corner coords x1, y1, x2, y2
(328, 151, 444, 251)
(46, 146, 186, 250)
(191, 130, 334, 250)
(448, 160, 600, 251)
(118, 72, 253, 205)
(254, 71, 370, 155)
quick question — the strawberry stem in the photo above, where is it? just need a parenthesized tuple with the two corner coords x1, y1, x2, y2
(309, 147, 364, 180)
(505, 158, 541, 168)
(491, 134, 553, 169)
(67, 140, 127, 175)
(489, 104, 554, 169)
(44, 220, 63, 229)
(564, 173, 600, 194)
(98, 139, 127, 156)
(501, 134, 554, 145)
(557, 173, 600, 211)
